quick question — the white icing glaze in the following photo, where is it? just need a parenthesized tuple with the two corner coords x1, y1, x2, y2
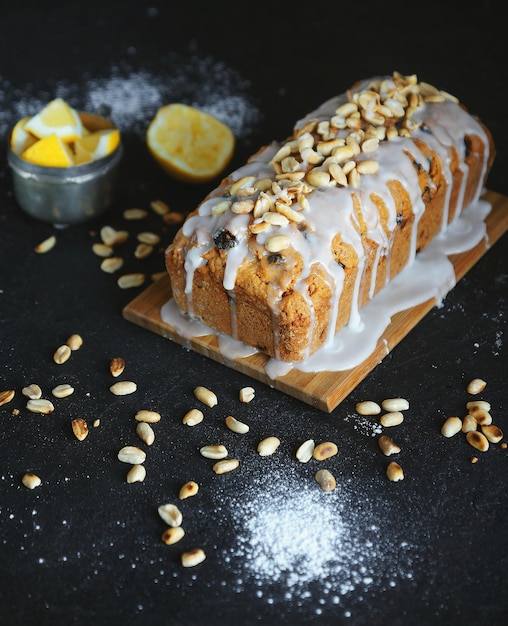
(166, 74, 492, 362)
(161, 198, 491, 377)
(267, 197, 491, 377)
(160, 298, 257, 360)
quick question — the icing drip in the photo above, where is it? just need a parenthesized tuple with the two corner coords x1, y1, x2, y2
(268, 197, 492, 377)
(161, 198, 491, 376)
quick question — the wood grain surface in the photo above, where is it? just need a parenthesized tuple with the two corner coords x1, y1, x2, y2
(123, 189, 508, 412)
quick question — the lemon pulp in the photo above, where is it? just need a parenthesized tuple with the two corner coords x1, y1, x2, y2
(146, 103, 235, 184)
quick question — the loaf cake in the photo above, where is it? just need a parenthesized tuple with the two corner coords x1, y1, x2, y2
(165, 72, 495, 362)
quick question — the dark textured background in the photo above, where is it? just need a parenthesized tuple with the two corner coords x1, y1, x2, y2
(1, 1, 507, 625)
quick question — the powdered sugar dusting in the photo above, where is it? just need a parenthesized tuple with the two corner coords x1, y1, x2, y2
(216, 464, 416, 613)
(343, 411, 383, 437)
(84, 69, 164, 134)
(0, 52, 260, 141)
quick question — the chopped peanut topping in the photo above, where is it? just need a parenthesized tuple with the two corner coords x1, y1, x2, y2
(207, 72, 456, 253)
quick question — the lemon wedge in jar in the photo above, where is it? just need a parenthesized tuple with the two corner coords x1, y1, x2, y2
(24, 98, 84, 142)
(10, 117, 38, 155)
(21, 133, 74, 167)
(73, 128, 121, 162)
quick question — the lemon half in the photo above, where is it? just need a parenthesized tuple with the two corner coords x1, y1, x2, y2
(146, 103, 235, 184)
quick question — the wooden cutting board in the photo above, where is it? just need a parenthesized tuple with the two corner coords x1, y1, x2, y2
(123, 189, 508, 412)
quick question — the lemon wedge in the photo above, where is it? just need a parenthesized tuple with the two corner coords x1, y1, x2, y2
(72, 143, 94, 165)
(24, 98, 84, 142)
(21, 133, 74, 167)
(73, 128, 120, 161)
(10, 117, 38, 155)
(146, 103, 235, 184)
